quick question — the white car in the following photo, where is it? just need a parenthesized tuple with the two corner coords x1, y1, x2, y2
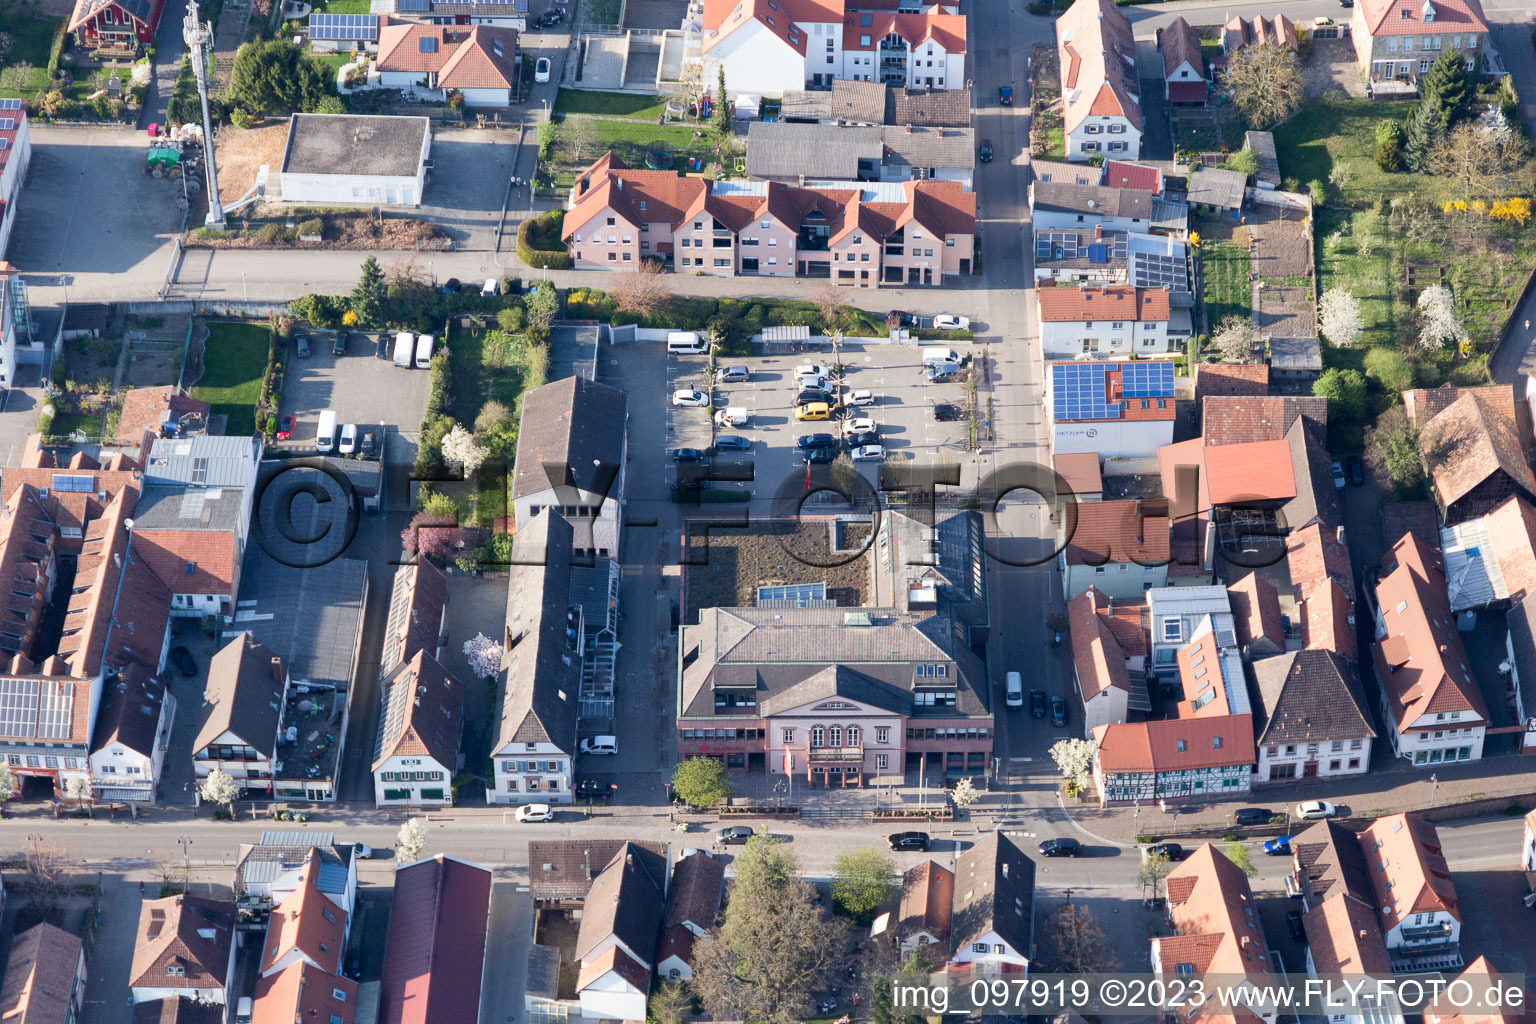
(534, 57, 551, 82)
(794, 363, 829, 381)
(515, 802, 555, 823)
(580, 735, 618, 755)
(1331, 459, 1347, 490)
(1295, 800, 1339, 821)
(851, 444, 885, 463)
(845, 389, 875, 406)
(672, 389, 710, 407)
(843, 417, 875, 436)
(353, 843, 374, 859)
(681, 848, 712, 860)
(934, 314, 970, 331)
(338, 423, 358, 454)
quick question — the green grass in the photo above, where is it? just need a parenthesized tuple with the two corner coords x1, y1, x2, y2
(586, 0, 620, 23)
(1200, 241, 1252, 325)
(191, 322, 269, 436)
(312, 53, 353, 73)
(1042, 125, 1065, 159)
(549, 120, 715, 183)
(49, 411, 102, 439)
(307, 0, 372, 12)
(555, 90, 669, 121)
(1272, 96, 1414, 198)
(0, 13, 60, 97)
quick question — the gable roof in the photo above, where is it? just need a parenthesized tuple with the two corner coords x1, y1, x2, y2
(1282, 415, 1342, 533)
(129, 895, 235, 992)
(1250, 649, 1375, 746)
(887, 86, 972, 127)
(1091, 714, 1255, 772)
(1069, 587, 1130, 701)
(1056, 0, 1141, 134)
(746, 121, 883, 180)
(132, 1000, 226, 1024)
(378, 855, 492, 1024)
(376, 21, 518, 89)
(1406, 386, 1536, 519)
(1031, 181, 1151, 220)
(1360, 813, 1460, 924)
(496, 514, 580, 752)
(950, 832, 1034, 957)
(380, 559, 447, 681)
(260, 850, 349, 976)
(194, 632, 284, 756)
(828, 77, 889, 123)
(702, 0, 809, 56)
(90, 661, 167, 759)
(1054, 452, 1103, 497)
(1037, 285, 1170, 323)
(896, 860, 954, 956)
(1159, 845, 1274, 982)
(1292, 819, 1376, 904)
(1102, 160, 1162, 193)
(512, 375, 629, 501)
(1226, 573, 1283, 656)
(1285, 522, 1356, 662)
(1063, 499, 1170, 566)
(1201, 395, 1327, 446)
(1358, 0, 1488, 37)
(527, 839, 672, 900)
(373, 649, 465, 771)
(1161, 17, 1204, 78)
(252, 962, 357, 1024)
(0, 922, 82, 1024)
(1188, 167, 1249, 211)
(69, 0, 154, 29)
(575, 842, 667, 967)
(1302, 891, 1391, 976)
(664, 852, 725, 932)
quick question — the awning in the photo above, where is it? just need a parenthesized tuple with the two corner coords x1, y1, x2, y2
(95, 786, 153, 802)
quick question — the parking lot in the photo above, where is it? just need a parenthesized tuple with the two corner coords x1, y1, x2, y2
(415, 129, 522, 252)
(277, 329, 432, 452)
(665, 344, 978, 504)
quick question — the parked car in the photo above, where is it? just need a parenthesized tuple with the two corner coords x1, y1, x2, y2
(934, 314, 970, 331)
(888, 831, 931, 851)
(1286, 909, 1306, 941)
(331, 333, 347, 356)
(1263, 835, 1296, 856)
(1347, 455, 1365, 486)
(717, 825, 754, 845)
(846, 389, 875, 406)
(515, 803, 555, 823)
(1331, 459, 1347, 489)
(979, 138, 994, 163)
(277, 415, 295, 440)
(353, 843, 375, 859)
(671, 448, 706, 463)
(795, 388, 833, 405)
(932, 403, 962, 422)
(338, 423, 358, 455)
(534, 57, 551, 82)
(1233, 807, 1274, 826)
(891, 311, 916, 328)
(714, 435, 752, 451)
(295, 335, 311, 357)
(1337, 0, 1352, 7)
(845, 430, 879, 449)
(843, 417, 875, 436)
(802, 447, 837, 464)
(359, 429, 379, 458)
(1029, 689, 1047, 718)
(580, 736, 618, 755)
(794, 363, 830, 381)
(673, 389, 710, 407)
(1049, 695, 1068, 727)
(926, 363, 962, 383)
(375, 334, 391, 358)
(1295, 800, 1339, 820)
(797, 433, 837, 449)
(717, 365, 751, 383)
(999, 85, 1013, 105)
(576, 779, 614, 801)
(1144, 842, 1184, 862)
(1038, 837, 1080, 858)
(169, 645, 197, 677)
(795, 403, 831, 421)
(851, 444, 885, 463)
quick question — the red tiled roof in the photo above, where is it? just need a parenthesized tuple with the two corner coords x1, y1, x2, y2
(1167, 81, 1209, 103)
(1091, 714, 1255, 772)
(252, 962, 357, 1024)
(1358, 0, 1487, 37)
(260, 850, 349, 977)
(1195, 363, 1269, 404)
(1037, 285, 1170, 323)
(377, 22, 518, 89)
(1287, 522, 1356, 662)
(1161, 16, 1204, 79)
(841, 9, 965, 54)
(1101, 160, 1162, 193)
(0, 922, 82, 1024)
(1161, 845, 1274, 983)
(1202, 439, 1295, 504)
(1057, 0, 1141, 133)
(1404, 386, 1535, 519)
(1302, 891, 1390, 975)
(702, 0, 808, 55)
(1054, 452, 1103, 497)
(1065, 498, 1170, 566)
(1069, 586, 1130, 701)
(1361, 813, 1460, 924)
(1484, 496, 1536, 604)
(577, 945, 651, 994)
(896, 860, 953, 957)
(1201, 395, 1327, 446)
(129, 896, 235, 994)
(1227, 572, 1284, 654)
(378, 855, 492, 1024)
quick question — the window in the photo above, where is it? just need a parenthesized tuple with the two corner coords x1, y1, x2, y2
(972, 943, 989, 954)
(1082, 142, 1099, 153)
(1109, 123, 1125, 134)
(829, 725, 842, 747)
(323, 906, 338, 924)
(783, 728, 795, 744)
(847, 726, 860, 746)
(1085, 124, 1101, 134)
(876, 754, 888, 770)
(811, 726, 825, 748)
(875, 726, 889, 744)
(1176, 739, 1186, 752)
(1162, 619, 1183, 643)
(184, 561, 196, 576)
(1420, 59, 1431, 72)
(1109, 141, 1126, 152)
(861, 33, 871, 46)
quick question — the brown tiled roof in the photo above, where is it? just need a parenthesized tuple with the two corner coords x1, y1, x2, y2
(896, 860, 954, 957)
(252, 962, 357, 1024)
(133, 528, 238, 601)
(133, 1000, 226, 1024)
(0, 922, 82, 1024)
(1358, 0, 1487, 37)
(1029, 159, 1099, 187)
(887, 86, 972, 127)
(372, 650, 465, 772)
(1037, 285, 1170, 324)
(828, 78, 888, 124)
(1194, 363, 1269, 405)
(377, 21, 518, 89)
(1063, 499, 1170, 566)
(1302, 892, 1391, 975)
(115, 387, 210, 446)
(656, 925, 696, 970)
(1251, 649, 1375, 747)
(378, 855, 492, 1024)
(0, 484, 59, 664)
(194, 632, 284, 757)
(575, 843, 666, 967)
(664, 852, 724, 933)
(528, 839, 671, 900)
(1287, 522, 1356, 662)
(576, 945, 651, 994)
(1226, 573, 1283, 656)
(1053, 453, 1102, 497)
(1291, 819, 1375, 904)
(91, 661, 168, 759)
(1361, 813, 1460, 923)
(1160, 845, 1275, 983)
(1282, 415, 1341, 534)
(260, 850, 349, 976)
(1091, 715, 1255, 772)
(1425, 956, 1519, 1024)
(1161, 16, 1204, 78)
(1069, 587, 1130, 701)
(1408, 387, 1536, 518)
(129, 896, 235, 994)
(950, 832, 1034, 957)
(1057, 0, 1141, 133)
(1201, 395, 1327, 446)
(1480, 496, 1536, 603)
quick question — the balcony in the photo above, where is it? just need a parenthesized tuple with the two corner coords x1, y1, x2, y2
(808, 747, 863, 763)
(798, 233, 830, 252)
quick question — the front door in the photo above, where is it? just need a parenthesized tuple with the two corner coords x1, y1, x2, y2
(1303, 760, 1319, 778)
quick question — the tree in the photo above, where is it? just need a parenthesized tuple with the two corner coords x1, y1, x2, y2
(831, 848, 897, 922)
(1045, 900, 1115, 973)
(612, 261, 671, 319)
(1427, 121, 1532, 199)
(948, 776, 980, 808)
(63, 775, 92, 816)
(228, 39, 333, 116)
(200, 768, 239, 815)
(713, 65, 731, 138)
(1318, 287, 1364, 348)
(1048, 738, 1095, 788)
(24, 839, 71, 922)
(1366, 406, 1426, 497)
(1415, 284, 1467, 351)
(672, 756, 733, 808)
(692, 836, 848, 1024)
(870, 947, 935, 1024)
(1421, 48, 1472, 126)
(397, 817, 430, 864)
(1404, 99, 1447, 173)
(525, 281, 558, 329)
(1375, 120, 1405, 172)
(649, 980, 693, 1024)
(0, 761, 12, 802)
(475, 399, 514, 434)
(1313, 368, 1367, 423)
(496, 306, 525, 334)
(401, 510, 464, 563)
(1223, 841, 1258, 878)
(563, 115, 599, 163)
(1137, 851, 1173, 900)
(352, 255, 385, 327)
(167, 57, 200, 126)
(1223, 147, 1259, 176)
(463, 633, 504, 678)
(1210, 316, 1261, 363)
(812, 284, 846, 334)
(0, 61, 33, 92)
(1364, 347, 1416, 396)
(441, 424, 489, 476)
(1220, 44, 1301, 129)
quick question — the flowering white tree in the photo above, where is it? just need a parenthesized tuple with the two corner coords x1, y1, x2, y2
(441, 424, 489, 476)
(199, 768, 239, 815)
(1210, 316, 1261, 363)
(1049, 738, 1096, 788)
(948, 777, 980, 808)
(0, 761, 12, 801)
(397, 817, 431, 865)
(463, 632, 504, 679)
(64, 775, 91, 815)
(1415, 285, 1467, 351)
(1317, 287, 1364, 348)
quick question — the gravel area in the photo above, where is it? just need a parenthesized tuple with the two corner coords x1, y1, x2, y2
(683, 517, 872, 622)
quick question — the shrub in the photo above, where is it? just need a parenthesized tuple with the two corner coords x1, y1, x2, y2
(230, 108, 252, 128)
(499, 276, 522, 295)
(516, 210, 570, 269)
(256, 223, 291, 243)
(298, 217, 324, 237)
(1307, 179, 1328, 205)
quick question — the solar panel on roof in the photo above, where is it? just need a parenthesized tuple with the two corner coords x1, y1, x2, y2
(309, 12, 379, 39)
(397, 0, 431, 12)
(1087, 243, 1107, 264)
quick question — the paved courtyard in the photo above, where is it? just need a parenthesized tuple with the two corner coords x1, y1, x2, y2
(275, 329, 433, 451)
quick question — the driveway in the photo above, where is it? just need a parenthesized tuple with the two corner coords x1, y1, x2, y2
(418, 129, 523, 253)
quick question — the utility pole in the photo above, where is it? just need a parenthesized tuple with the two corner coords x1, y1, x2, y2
(183, 0, 225, 229)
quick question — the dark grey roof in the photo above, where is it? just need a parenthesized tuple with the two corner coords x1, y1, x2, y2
(63, 303, 109, 331)
(317, 455, 382, 497)
(91, 661, 167, 758)
(1292, 819, 1374, 904)
(951, 832, 1034, 957)
(664, 853, 724, 932)
(143, 436, 260, 486)
(1187, 166, 1248, 209)
(417, 0, 528, 13)
(130, 484, 246, 533)
(887, 87, 972, 128)
(568, 558, 619, 638)
(780, 90, 832, 120)
(1244, 130, 1280, 186)
(1150, 197, 1189, 233)
(880, 126, 975, 172)
(194, 632, 284, 756)
(745, 122, 882, 180)
(1270, 335, 1323, 371)
(830, 78, 889, 124)
(1282, 415, 1341, 534)
(1250, 649, 1375, 746)
(281, 114, 431, 178)
(574, 842, 667, 964)
(235, 553, 368, 691)
(1031, 181, 1152, 220)
(511, 376, 629, 501)
(878, 508, 987, 606)
(496, 514, 579, 751)
(525, 945, 560, 1000)
(759, 664, 913, 716)
(1505, 597, 1536, 727)
(527, 839, 669, 900)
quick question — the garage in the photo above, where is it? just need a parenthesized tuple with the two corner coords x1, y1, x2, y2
(276, 112, 431, 207)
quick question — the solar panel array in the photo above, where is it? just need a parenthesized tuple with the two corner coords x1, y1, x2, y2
(0, 678, 75, 740)
(0, 99, 22, 111)
(1035, 230, 1127, 262)
(309, 12, 379, 39)
(396, 0, 431, 12)
(1050, 361, 1173, 422)
(1131, 250, 1190, 293)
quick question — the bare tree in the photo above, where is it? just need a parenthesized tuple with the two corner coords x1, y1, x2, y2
(650, 980, 693, 1024)
(562, 116, 599, 164)
(1210, 316, 1262, 363)
(812, 284, 845, 334)
(610, 261, 671, 319)
(25, 839, 72, 922)
(153, 858, 188, 897)
(1426, 121, 1532, 200)
(1220, 43, 1302, 130)
(1137, 851, 1173, 901)
(1044, 900, 1116, 973)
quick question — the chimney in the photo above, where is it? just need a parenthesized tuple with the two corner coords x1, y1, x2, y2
(1094, 224, 1103, 239)
(271, 656, 284, 685)
(1335, 525, 1346, 545)
(626, 853, 634, 867)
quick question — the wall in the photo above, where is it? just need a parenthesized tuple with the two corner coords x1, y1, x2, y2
(704, 27, 807, 97)
(492, 741, 573, 804)
(1256, 737, 1371, 781)
(1050, 417, 1172, 459)
(280, 171, 424, 207)
(375, 754, 453, 804)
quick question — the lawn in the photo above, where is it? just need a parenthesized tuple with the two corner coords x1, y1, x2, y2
(0, 13, 61, 98)
(312, 53, 354, 74)
(443, 321, 544, 526)
(307, 0, 372, 12)
(547, 119, 716, 188)
(191, 322, 269, 436)
(555, 90, 669, 121)
(586, 0, 620, 24)
(49, 411, 102, 439)
(1200, 240, 1251, 325)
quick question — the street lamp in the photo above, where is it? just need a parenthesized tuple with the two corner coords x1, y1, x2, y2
(175, 835, 193, 875)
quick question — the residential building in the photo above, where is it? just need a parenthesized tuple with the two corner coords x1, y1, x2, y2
(1359, 814, 1463, 970)
(1287, 521, 1359, 664)
(1402, 384, 1534, 526)
(372, 650, 465, 806)
(1054, 452, 1103, 501)
(375, 22, 519, 106)
(1438, 494, 1536, 613)
(1145, 586, 1234, 677)
(379, 559, 446, 683)
(575, 843, 667, 1020)
(1251, 650, 1375, 782)
(131, 1000, 225, 1024)
(192, 633, 285, 796)
(251, 963, 357, 1024)
(1102, 160, 1162, 194)
(872, 507, 990, 647)
(890, 859, 954, 959)
(259, 850, 349, 978)
(887, 85, 972, 127)
(232, 832, 358, 925)
(128, 896, 236, 1006)
(1055, 0, 1141, 160)
(1500, 596, 1536, 755)
(944, 831, 1035, 973)
(1220, 14, 1297, 54)
(1036, 285, 1173, 359)
(527, 839, 671, 907)
(657, 852, 725, 981)
(492, 514, 580, 805)
(113, 388, 210, 447)
(276, 113, 433, 207)
(1153, 845, 1279, 1024)
(0, 922, 87, 1024)
(1045, 360, 1176, 456)
(1370, 533, 1488, 766)
(677, 601, 993, 787)
(0, 107, 33, 262)
(511, 375, 629, 558)
(1068, 586, 1150, 733)
(1161, 17, 1207, 104)
(1350, 0, 1490, 95)
(1059, 499, 1170, 600)
(1424, 957, 1519, 1024)
(1301, 891, 1400, 1024)
(377, 855, 492, 1024)
(781, 79, 890, 124)
(1194, 364, 1270, 413)
(1029, 159, 1099, 187)
(1226, 572, 1285, 660)
(744, 122, 976, 187)
(1029, 181, 1152, 234)
(1201, 395, 1329, 447)
(68, 0, 166, 50)
(89, 662, 176, 804)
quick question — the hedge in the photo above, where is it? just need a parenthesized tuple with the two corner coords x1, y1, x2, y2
(517, 210, 570, 270)
(563, 290, 890, 351)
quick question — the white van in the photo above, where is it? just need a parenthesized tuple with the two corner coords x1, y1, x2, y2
(414, 333, 435, 369)
(667, 331, 708, 354)
(393, 332, 414, 367)
(923, 347, 961, 366)
(714, 406, 749, 428)
(1005, 671, 1023, 709)
(316, 410, 338, 453)
(236, 998, 254, 1024)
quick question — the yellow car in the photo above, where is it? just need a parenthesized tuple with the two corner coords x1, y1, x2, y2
(796, 403, 830, 421)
